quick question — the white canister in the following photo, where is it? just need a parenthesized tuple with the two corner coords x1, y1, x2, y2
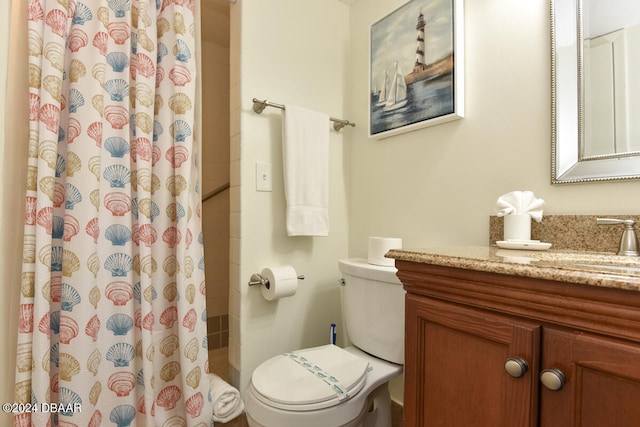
(503, 214, 531, 241)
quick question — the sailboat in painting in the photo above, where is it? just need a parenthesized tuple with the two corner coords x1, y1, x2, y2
(383, 62, 408, 112)
(376, 70, 389, 106)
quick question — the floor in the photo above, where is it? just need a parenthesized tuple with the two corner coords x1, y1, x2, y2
(209, 347, 403, 427)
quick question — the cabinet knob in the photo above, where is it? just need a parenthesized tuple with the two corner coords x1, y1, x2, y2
(504, 357, 529, 378)
(540, 368, 566, 391)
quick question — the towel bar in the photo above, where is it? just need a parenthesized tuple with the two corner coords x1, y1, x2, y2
(252, 98, 356, 131)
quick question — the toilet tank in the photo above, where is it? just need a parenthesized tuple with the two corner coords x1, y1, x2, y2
(338, 258, 405, 365)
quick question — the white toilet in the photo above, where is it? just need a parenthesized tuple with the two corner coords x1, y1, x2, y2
(245, 258, 405, 427)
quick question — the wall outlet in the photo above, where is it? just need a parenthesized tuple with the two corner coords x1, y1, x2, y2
(256, 162, 272, 192)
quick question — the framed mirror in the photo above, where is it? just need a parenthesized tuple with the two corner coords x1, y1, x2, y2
(551, 0, 640, 183)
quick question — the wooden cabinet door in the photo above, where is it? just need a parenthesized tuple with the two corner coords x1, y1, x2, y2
(404, 294, 541, 427)
(540, 327, 640, 427)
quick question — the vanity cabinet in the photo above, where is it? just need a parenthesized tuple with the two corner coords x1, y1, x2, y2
(540, 327, 640, 426)
(397, 260, 640, 427)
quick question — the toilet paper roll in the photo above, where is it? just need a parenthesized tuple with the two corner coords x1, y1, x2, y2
(260, 265, 298, 301)
(368, 237, 403, 267)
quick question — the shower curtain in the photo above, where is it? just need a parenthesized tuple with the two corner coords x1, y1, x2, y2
(16, 1, 212, 425)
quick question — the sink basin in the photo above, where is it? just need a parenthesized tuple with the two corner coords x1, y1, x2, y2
(577, 263, 640, 273)
(495, 249, 640, 274)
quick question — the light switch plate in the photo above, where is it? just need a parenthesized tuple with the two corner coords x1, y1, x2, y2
(256, 162, 272, 192)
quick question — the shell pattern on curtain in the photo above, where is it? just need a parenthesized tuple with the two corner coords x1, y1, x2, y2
(17, 0, 212, 426)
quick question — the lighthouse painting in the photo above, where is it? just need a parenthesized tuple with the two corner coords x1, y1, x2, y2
(369, 0, 464, 138)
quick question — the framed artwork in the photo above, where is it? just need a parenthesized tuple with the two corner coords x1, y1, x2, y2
(369, 0, 464, 139)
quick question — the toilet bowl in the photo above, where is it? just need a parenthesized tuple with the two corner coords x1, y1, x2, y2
(245, 345, 401, 427)
(244, 259, 405, 427)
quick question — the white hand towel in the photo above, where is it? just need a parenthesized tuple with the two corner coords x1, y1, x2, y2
(495, 190, 545, 222)
(282, 104, 330, 236)
(209, 373, 245, 423)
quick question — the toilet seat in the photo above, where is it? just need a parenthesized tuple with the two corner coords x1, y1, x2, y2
(250, 344, 370, 411)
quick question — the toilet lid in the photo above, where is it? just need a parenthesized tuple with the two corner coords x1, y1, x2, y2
(251, 345, 370, 408)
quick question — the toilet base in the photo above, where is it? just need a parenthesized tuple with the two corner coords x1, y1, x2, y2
(362, 384, 393, 427)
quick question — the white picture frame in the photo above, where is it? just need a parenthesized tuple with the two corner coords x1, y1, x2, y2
(369, 0, 465, 139)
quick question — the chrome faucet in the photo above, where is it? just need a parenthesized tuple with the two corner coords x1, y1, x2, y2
(596, 218, 640, 256)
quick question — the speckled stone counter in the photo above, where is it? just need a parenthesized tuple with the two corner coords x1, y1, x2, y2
(387, 246, 640, 292)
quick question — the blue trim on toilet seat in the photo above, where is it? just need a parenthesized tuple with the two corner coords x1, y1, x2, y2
(283, 351, 350, 401)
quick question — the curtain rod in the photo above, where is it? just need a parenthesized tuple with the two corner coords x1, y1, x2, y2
(251, 98, 356, 131)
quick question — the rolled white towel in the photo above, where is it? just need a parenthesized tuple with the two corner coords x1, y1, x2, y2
(209, 373, 244, 423)
(495, 190, 545, 223)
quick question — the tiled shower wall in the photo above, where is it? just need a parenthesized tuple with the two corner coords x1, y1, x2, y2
(207, 314, 230, 350)
(200, 1, 231, 360)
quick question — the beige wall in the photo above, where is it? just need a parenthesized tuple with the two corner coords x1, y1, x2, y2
(346, 0, 640, 259)
(231, 0, 351, 393)
(1, 0, 27, 424)
(232, 0, 640, 399)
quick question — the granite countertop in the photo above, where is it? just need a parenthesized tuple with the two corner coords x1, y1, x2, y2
(387, 246, 640, 292)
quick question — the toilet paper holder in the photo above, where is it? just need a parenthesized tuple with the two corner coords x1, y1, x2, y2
(248, 273, 305, 289)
